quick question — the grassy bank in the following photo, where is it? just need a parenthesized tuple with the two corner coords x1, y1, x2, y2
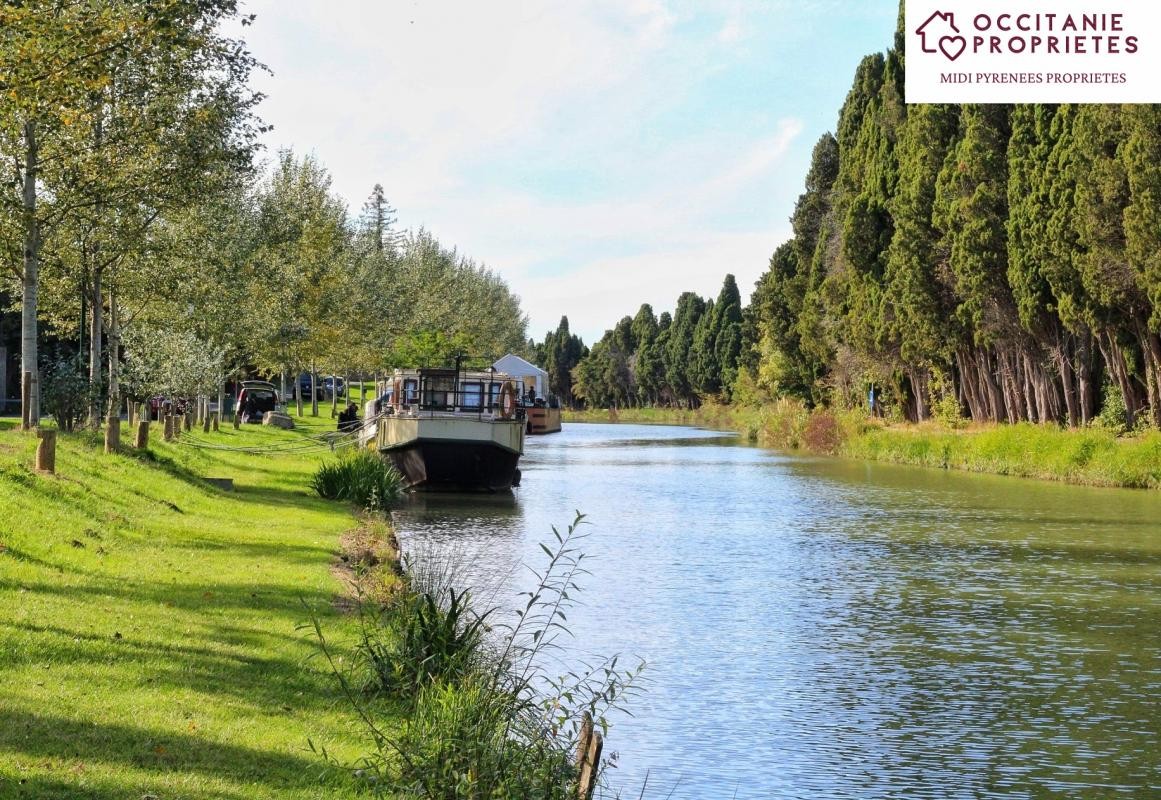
(564, 404, 1161, 489)
(0, 414, 387, 799)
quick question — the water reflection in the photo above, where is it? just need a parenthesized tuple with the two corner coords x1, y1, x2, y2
(391, 423, 1161, 799)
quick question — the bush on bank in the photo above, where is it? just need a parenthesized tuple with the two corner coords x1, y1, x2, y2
(312, 448, 403, 509)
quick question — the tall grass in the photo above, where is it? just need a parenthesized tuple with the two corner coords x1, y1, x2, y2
(846, 424, 1161, 488)
(312, 514, 645, 799)
(312, 449, 404, 509)
(568, 400, 1161, 489)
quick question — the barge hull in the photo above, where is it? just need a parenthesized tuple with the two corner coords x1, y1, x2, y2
(382, 439, 520, 491)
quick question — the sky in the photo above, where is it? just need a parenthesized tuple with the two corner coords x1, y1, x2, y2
(234, 0, 899, 344)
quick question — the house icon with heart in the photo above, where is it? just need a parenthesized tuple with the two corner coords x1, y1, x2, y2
(915, 10, 966, 61)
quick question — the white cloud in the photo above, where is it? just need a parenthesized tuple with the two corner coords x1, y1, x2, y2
(233, 0, 815, 343)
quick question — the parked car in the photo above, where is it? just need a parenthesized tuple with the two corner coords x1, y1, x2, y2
(236, 382, 279, 422)
(295, 373, 319, 400)
(295, 373, 344, 400)
(148, 395, 191, 420)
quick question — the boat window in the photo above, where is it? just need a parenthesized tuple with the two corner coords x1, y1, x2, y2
(489, 382, 501, 408)
(422, 375, 456, 410)
(461, 381, 483, 410)
(404, 379, 419, 404)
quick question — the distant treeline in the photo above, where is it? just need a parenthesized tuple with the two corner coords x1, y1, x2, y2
(558, 9, 1161, 428)
(530, 274, 743, 410)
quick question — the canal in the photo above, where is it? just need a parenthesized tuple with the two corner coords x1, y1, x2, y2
(390, 422, 1161, 799)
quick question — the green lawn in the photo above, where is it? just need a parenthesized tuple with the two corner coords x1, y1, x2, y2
(0, 413, 385, 799)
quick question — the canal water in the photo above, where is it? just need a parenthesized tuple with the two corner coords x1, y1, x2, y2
(390, 423, 1161, 799)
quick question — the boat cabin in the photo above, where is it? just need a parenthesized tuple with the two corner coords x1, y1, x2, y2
(374, 368, 522, 418)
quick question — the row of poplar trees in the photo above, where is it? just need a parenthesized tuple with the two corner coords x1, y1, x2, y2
(2, 2, 528, 428)
(567, 274, 744, 409)
(748, 9, 1161, 428)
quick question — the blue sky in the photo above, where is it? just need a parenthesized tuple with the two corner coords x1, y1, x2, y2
(236, 0, 899, 343)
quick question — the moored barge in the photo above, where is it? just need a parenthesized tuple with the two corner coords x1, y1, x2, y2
(368, 366, 526, 492)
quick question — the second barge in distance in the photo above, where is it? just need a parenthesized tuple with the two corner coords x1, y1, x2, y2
(493, 353, 563, 435)
(366, 364, 527, 492)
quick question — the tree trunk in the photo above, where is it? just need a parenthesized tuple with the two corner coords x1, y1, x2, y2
(909, 370, 928, 422)
(106, 284, 120, 417)
(310, 366, 318, 416)
(89, 268, 103, 426)
(1133, 318, 1161, 428)
(1056, 333, 1079, 427)
(956, 350, 983, 421)
(1097, 328, 1138, 427)
(20, 120, 41, 429)
(1076, 330, 1096, 425)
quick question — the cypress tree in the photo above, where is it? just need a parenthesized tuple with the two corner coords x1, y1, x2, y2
(713, 275, 744, 401)
(884, 102, 960, 418)
(1123, 104, 1161, 425)
(665, 293, 706, 407)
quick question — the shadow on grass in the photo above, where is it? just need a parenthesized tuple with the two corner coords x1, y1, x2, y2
(0, 604, 349, 715)
(0, 708, 349, 800)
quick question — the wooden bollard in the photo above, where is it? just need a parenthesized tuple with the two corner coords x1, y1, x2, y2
(575, 712, 602, 800)
(232, 410, 241, 430)
(576, 712, 593, 775)
(211, 412, 219, 432)
(183, 413, 192, 432)
(21, 371, 32, 430)
(104, 415, 120, 454)
(135, 419, 149, 449)
(202, 413, 211, 433)
(164, 414, 174, 442)
(35, 429, 56, 473)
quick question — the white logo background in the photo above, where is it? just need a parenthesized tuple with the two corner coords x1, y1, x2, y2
(906, 0, 1161, 102)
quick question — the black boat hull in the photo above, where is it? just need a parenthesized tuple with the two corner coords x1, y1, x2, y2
(382, 439, 521, 492)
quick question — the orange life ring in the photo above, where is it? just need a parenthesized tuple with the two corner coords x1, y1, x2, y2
(499, 382, 517, 419)
(393, 378, 403, 406)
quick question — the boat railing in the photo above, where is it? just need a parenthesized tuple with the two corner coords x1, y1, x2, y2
(378, 386, 527, 422)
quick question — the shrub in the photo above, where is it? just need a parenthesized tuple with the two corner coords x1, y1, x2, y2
(41, 356, 98, 432)
(802, 409, 843, 454)
(1093, 381, 1129, 434)
(359, 588, 491, 696)
(929, 369, 965, 429)
(312, 449, 403, 510)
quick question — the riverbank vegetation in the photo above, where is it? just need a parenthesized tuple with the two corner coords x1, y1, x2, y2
(324, 513, 643, 798)
(565, 403, 1161, 489)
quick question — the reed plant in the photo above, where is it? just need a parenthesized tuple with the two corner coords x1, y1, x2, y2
(312, 448, 403, 510)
